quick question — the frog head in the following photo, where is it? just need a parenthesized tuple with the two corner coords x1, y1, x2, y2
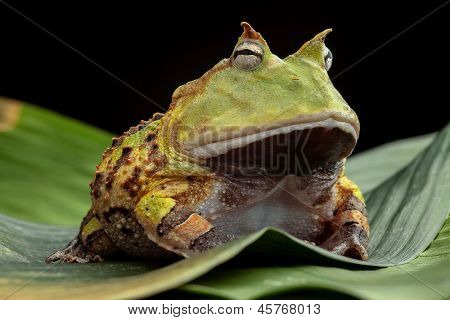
(162, 22, 359, 175)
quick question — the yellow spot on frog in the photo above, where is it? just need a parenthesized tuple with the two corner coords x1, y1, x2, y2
(81, 217, 103, 243)
(136, 193, 176, 225)
(339, 176, 365, 203)
(0, 98, 22, 132)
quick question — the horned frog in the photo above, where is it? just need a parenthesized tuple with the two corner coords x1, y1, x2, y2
(47, 22, 369, 263)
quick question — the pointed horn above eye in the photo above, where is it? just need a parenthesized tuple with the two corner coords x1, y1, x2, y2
(240, 22, 261, 40)
(311, 28, 333, 42)
(284, 28, 333, 65)
(297, 28, 332, 53)
(237, 22, 268, 48)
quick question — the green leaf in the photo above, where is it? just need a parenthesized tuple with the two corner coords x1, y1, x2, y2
(0, 214, 271, 299)
(0, 98, 449, 299)
(0, 98, 110, 225)
(180, 216, 450, 299)
(346, 133, 435, 193)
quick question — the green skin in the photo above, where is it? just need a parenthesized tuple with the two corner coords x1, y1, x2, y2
(47, 23, 369, 263)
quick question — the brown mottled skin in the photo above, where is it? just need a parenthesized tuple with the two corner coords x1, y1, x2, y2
(47, 23, 369, 263)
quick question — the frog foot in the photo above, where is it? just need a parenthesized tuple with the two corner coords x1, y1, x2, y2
(321, 223, 369, 260)
(46, 239, 103, 263)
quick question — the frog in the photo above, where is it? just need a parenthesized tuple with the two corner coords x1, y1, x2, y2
(47, 22, 369, 263)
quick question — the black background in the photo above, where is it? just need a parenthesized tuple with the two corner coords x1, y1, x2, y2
(0, 1, 449, 153)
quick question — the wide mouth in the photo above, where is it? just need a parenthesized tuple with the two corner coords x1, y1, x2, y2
(184, 118, 358, 176)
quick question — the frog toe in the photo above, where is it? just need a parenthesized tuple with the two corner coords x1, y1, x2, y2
(321, 224, 369, 260)
(46, 239, 103, 263)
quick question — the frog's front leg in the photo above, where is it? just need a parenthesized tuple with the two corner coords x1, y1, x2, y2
(46, 211, 119, 263)
(134, 178, 214, 257)
(320, 176, 369, 260)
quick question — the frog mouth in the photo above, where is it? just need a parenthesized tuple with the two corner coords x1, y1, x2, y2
(185, 117, 358, 175)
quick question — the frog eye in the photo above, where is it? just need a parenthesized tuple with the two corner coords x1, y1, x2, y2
(232, 41, 264, 71)
(324, 46, 333, 71)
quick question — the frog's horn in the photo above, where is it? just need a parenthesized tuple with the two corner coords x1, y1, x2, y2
(286, 29, 332, 64)
(238, 22, 268, 47)
(241, 22, 261, 40)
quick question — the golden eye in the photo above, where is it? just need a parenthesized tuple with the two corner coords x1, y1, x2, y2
(324, 46, 333, 71)
(232, 41, 264, 71)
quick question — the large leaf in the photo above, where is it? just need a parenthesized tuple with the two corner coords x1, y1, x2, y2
(0, 98, 110, 225)
(0, 98, 449, 299)
(180, 216, 450, 299)
(0, 214, 273, 299)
